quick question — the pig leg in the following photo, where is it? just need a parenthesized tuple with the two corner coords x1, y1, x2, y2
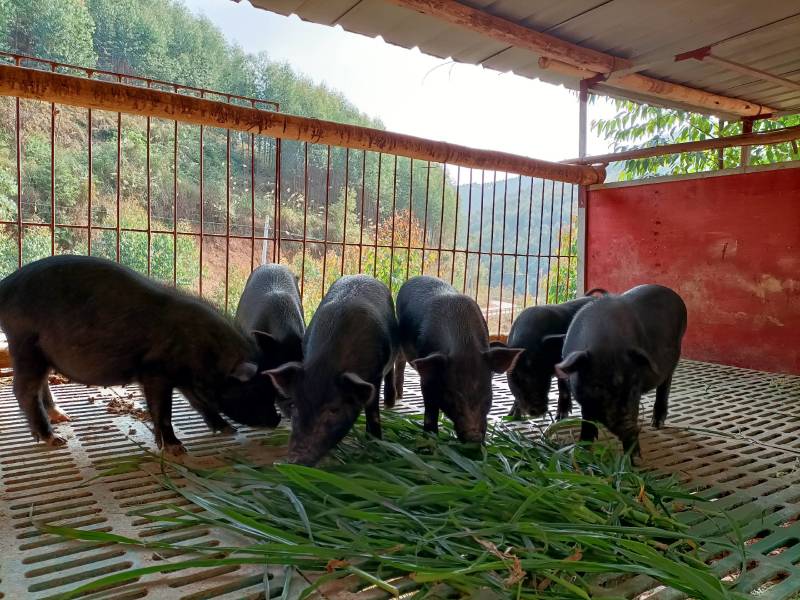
(181, 389, 236, 434)
(652, 374, 672, 429)
(141, 376, 185, 455)
(579, 407, 599, 443)
(423, 401, 439, 435)
(40, 383, 71, 423)
(365, 379, 382, 439)
(383, 365, 397, 409)
(394, 355, 406, 400)
(507, 401, 523, 420)
(555, 378, 572, 420)
(11, 340, 66, 446)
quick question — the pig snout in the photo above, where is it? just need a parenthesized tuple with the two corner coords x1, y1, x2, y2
(286, 441, 323, 467)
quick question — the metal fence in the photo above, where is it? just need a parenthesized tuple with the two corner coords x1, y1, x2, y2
(0, 52, 579, 335)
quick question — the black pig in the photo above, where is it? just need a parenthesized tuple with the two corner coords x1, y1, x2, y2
(0, 255, 280, 453)
(505, 288, 607, 420)
(555, 284, 687, 456)
(266, 275, 398, 466)
(236, 264, 305, 415)
(395, 276, 522, 442)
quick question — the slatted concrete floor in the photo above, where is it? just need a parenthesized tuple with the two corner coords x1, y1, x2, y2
(0, 360, 798, 599)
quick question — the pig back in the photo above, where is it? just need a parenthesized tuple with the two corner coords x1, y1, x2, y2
(622, 284, 687, 380)
(235, 265, 304, 342)
(304, 275, 397, 378)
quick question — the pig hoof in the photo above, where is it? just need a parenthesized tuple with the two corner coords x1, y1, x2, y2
(556, 410, 570, 421)
(47, 406, 72, 423)
(219, 423, 237, 435)
(163, 442, 187, 456)
(45, 433, 68, 447)
(651, 417, 665, 429)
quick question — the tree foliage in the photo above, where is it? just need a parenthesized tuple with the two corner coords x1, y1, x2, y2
(594, 100, 800, 180)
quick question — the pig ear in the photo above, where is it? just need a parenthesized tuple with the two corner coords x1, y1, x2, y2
(411, 353, 448, 384)
(483, 347, 524, 374)
(252, 330, 280, 357)
(555, 350, 588, 379)
(230, 361, 258, 382)
(541, 334, 566, 358)
(628, 348, 659, 377)
(338, 372, 376, 407)
(266, 361, 303, 398)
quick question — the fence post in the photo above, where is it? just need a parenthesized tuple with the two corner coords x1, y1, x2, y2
(576, 82, 589, 295)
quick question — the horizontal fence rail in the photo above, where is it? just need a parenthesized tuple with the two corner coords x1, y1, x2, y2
(0, 55, 580, 335)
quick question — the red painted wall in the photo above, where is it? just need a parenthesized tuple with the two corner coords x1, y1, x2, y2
(586, 166, 800, 375)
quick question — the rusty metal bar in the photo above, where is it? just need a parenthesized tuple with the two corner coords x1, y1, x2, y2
(146, 107, 152, 277)
(436, 163, 446, 278)
(15, 87, 21, 267)
(115, 97, 121, 262)
(510, 175, 522, 323)
(404, 158, 414, 281)
(497, 174, 508, 335)
(274, 138, 282, 262)
(533, 179, 546, 306)
(373, 154, 382, 277)
(49, 65, 55, 256)
(522, 177, 535, 309)
(358, 150, 366, 272)
(300, 142, 309, 296)
(450, 165, 461, 287)
(341, 147, 350, 275)
(87, 107, 92, 256)
(321, 145, 332, 295)
(250, 131, 255, 272)
(173, 119, 178, 286)
(225, 127, 231, 311)
(389, 155, 398, 291)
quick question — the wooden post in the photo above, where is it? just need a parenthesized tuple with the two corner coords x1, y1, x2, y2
(538, 57, 773, 118)
(741, 118, 754, 167)
(0, 63, 605, 186)
(576, 83, 589, 296)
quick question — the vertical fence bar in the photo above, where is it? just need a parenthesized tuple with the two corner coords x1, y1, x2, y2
(462, 169, 472, 294)
(421, 161, 431, 273)
(87, 107, 92, 255)
(566, 183, 576, 297)
(50, 65, 55, 256)
(533, 180, 546, 306)
(321, 145, 331, 295)
(224, 127, 231, 312)
(250, 131, 255, 271)
(450, 166, 460, 287)
(173, 119, 178, 286)
(497, 174, 508, 335)
(275, 138, 282, 263)
(475, 170, 485, 298)
(300, 142, 309, 296)
(404, 159, 413, 281)
(576, 83, 589, 295)
(522, 177, 535, 309)
(341, 147, 350, 275)
(485, 171, 496, 321)
(388, 155, 398, 291)
(146, 107, 152, 277)
(373, 154, 381, 277)
(543, 180, 556, 303)
(199, 116, 204, 297)
(358, 150, 366, 272)
(510, 175, 521, 323)
(436, 163, 446, 278)
(15, 75, 21, 267)
(116, 86, 121, 262)
(554, 181, 566, 301)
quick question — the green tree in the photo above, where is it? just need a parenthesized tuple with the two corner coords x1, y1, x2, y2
(1, 0, 96, 65)
(594, 100, 800, 180)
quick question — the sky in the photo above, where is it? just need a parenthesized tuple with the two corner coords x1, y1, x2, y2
(182, 0, 618, 162)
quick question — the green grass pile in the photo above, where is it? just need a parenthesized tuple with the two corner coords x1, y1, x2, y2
(48, 415, 749, 599)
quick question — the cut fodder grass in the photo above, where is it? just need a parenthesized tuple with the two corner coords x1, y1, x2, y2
(46, 414, 752, 599)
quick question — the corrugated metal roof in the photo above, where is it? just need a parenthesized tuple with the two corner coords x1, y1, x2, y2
(245, 0, 800, 117)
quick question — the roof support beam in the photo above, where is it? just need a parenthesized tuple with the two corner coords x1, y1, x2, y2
(388, 0, 775, 117)
(676, 46, 800, 93)
(562, 123, 800, 164)
(0, 63, 605, 185)
(538, 57, 773, 118)
(385, 0, 629, 73)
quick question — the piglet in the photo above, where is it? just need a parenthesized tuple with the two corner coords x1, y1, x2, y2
(555, 284, 687, 457)
(236, 264, 305, 415)
(0, 255, 280, 454)
(505, 288, 607, 420)
(267, 275, 398, 466)
(395, 276, 522, 442)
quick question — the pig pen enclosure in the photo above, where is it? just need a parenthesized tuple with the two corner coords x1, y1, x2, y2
(0, 0, 799, 598)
